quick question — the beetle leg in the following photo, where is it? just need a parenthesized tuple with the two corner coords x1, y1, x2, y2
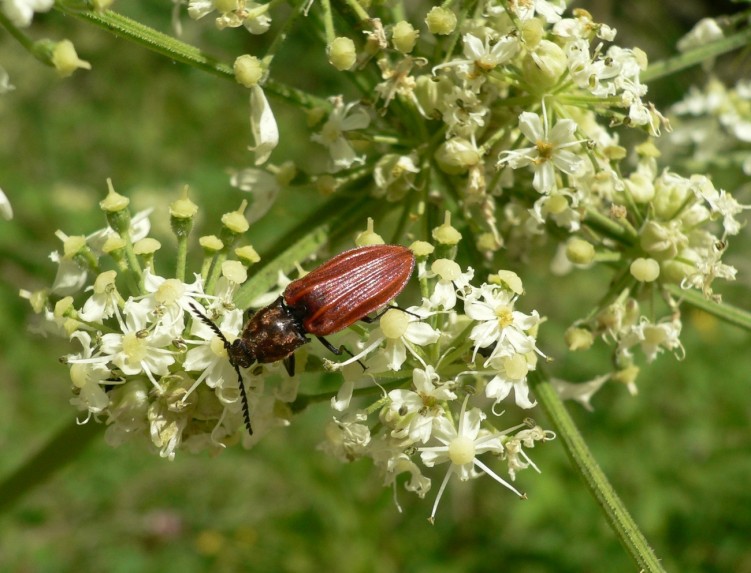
(316, 336, 366, 370)
(360, 305, 421, 323)
(283, 354, 295, 377)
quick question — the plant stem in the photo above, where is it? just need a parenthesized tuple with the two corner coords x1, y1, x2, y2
(0, 419, 103, 513)
(53, 2, 327, 109)
(642, 27, 751, 83)
(528, 370, 667, 573)
(667, 284, 751, 330)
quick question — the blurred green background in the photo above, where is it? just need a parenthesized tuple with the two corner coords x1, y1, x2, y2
(1, 2, 750, 572)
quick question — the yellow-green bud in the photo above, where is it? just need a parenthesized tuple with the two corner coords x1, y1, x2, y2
(93, 270, 118, 293)
(432, 212, 462, 246)
(409, 240, 435, 257)
(565, 237, 595, 265)
(234, 55, 264, 88)
(54, 296, 74, 318)
(222, 201, 250, 234)
(328, 37, 357, 71)
(630, 257, 660, 282)
(392, 21, 419, 53)
(63, 235, 87, 258)
(235, 245, 261, 265)
(477, 232, 502, 253)
(492, 270, 523, 294)
(523, 40, 567, 90)
(635, 139, 661, 158)
(564, 326, 594, 351)
(102, 235, 126, 254)
(434, 137, 480, 175)
(425, 7, 457, 35)
(355, 218, 385, 246)
(431, 258, 461, 281)
(640, 220, 679, 259)
(521, 18, 544, 49)
(199, 235, 224, 253)
(51, 40, 91, 78)
(544, 194, 569, 216)
(133, 238, 161, 256)
(99, 179, 129, 213)
(604, 144, 628, 161)
(613, 364, 640, 388)
(624, 172, 655, 203)
(222, 260, 248, 284)
(502, 354, 529, 380)
(414, 75, 452, 119)
(170, 188, 198, 219)
(380, 308, 410, 339)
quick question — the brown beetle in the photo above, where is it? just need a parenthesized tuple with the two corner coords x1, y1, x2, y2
(191, 244, 415, 434)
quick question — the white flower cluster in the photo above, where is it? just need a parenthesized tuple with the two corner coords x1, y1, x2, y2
(23, 187, 552, 518)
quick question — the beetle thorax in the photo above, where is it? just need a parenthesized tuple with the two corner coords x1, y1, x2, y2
(236, 296, 309, 365)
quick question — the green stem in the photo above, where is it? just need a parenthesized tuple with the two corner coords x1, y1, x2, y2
(528, 370, 667, 573)
(0, 419, 103, 513)
(666, 283, 751, 330)
(642, 27, 751, 83)
(0, 9, 35, 52)
(53, 2, 327, 109)
(320, 0, 336, 43)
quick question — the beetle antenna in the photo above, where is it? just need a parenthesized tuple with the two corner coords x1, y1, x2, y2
(188, 302, 253, 435)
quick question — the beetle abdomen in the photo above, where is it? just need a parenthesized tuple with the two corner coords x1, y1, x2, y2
(283, 245, 415, 336)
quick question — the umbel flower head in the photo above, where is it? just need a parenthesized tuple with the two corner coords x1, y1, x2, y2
(24, 184, 553, 518)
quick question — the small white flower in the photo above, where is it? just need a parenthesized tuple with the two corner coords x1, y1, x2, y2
(67, 331, 114, 419)
(419, 397, 524, 522)
(551, 374, 610, 411)
(385, 366, 457, 444)
(2, 0, 54, 27)
(79, 270, 121, 323)
(311, 98, 371, 172)
(99, 299, 176, 388)
(498, 111, 584, 194)
(248, 85, 279, 165)
(464, 283, 541, 363)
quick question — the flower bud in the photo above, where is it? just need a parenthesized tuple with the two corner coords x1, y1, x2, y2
(199, 235, 224, 253)
(431, 258, 461, 281)
(564, 327, 594, 351)
(565, 237, 595, 265)
(523, 40, 566, 90)
(630, 257, 660, 282)
(425, 7, 457, 35)
(409, 240, 434, 258)
(640, 220, 681, 259)
(432, 212, 462, 246)
(392, 21, 419, 53)
(221, 201, 250, 234)
(222, 260, 248, 284)
(380, 308, 410, 339)
(235, 245, 261, 266)
(234, 55, 264, 87)
(51, 40, 91, 78)
(434, 137, 480, 175)
(328, 37, 357, 71)
(355, 218, 385, 246)
(624, 172, 655, 203)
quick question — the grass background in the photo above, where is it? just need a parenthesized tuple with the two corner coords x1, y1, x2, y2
(1, 1, 750, 571)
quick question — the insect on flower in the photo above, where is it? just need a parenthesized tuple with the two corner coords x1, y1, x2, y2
(191, 244, 415, 435)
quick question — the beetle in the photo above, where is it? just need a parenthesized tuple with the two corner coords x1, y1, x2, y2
(190, 244, 415, 434)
